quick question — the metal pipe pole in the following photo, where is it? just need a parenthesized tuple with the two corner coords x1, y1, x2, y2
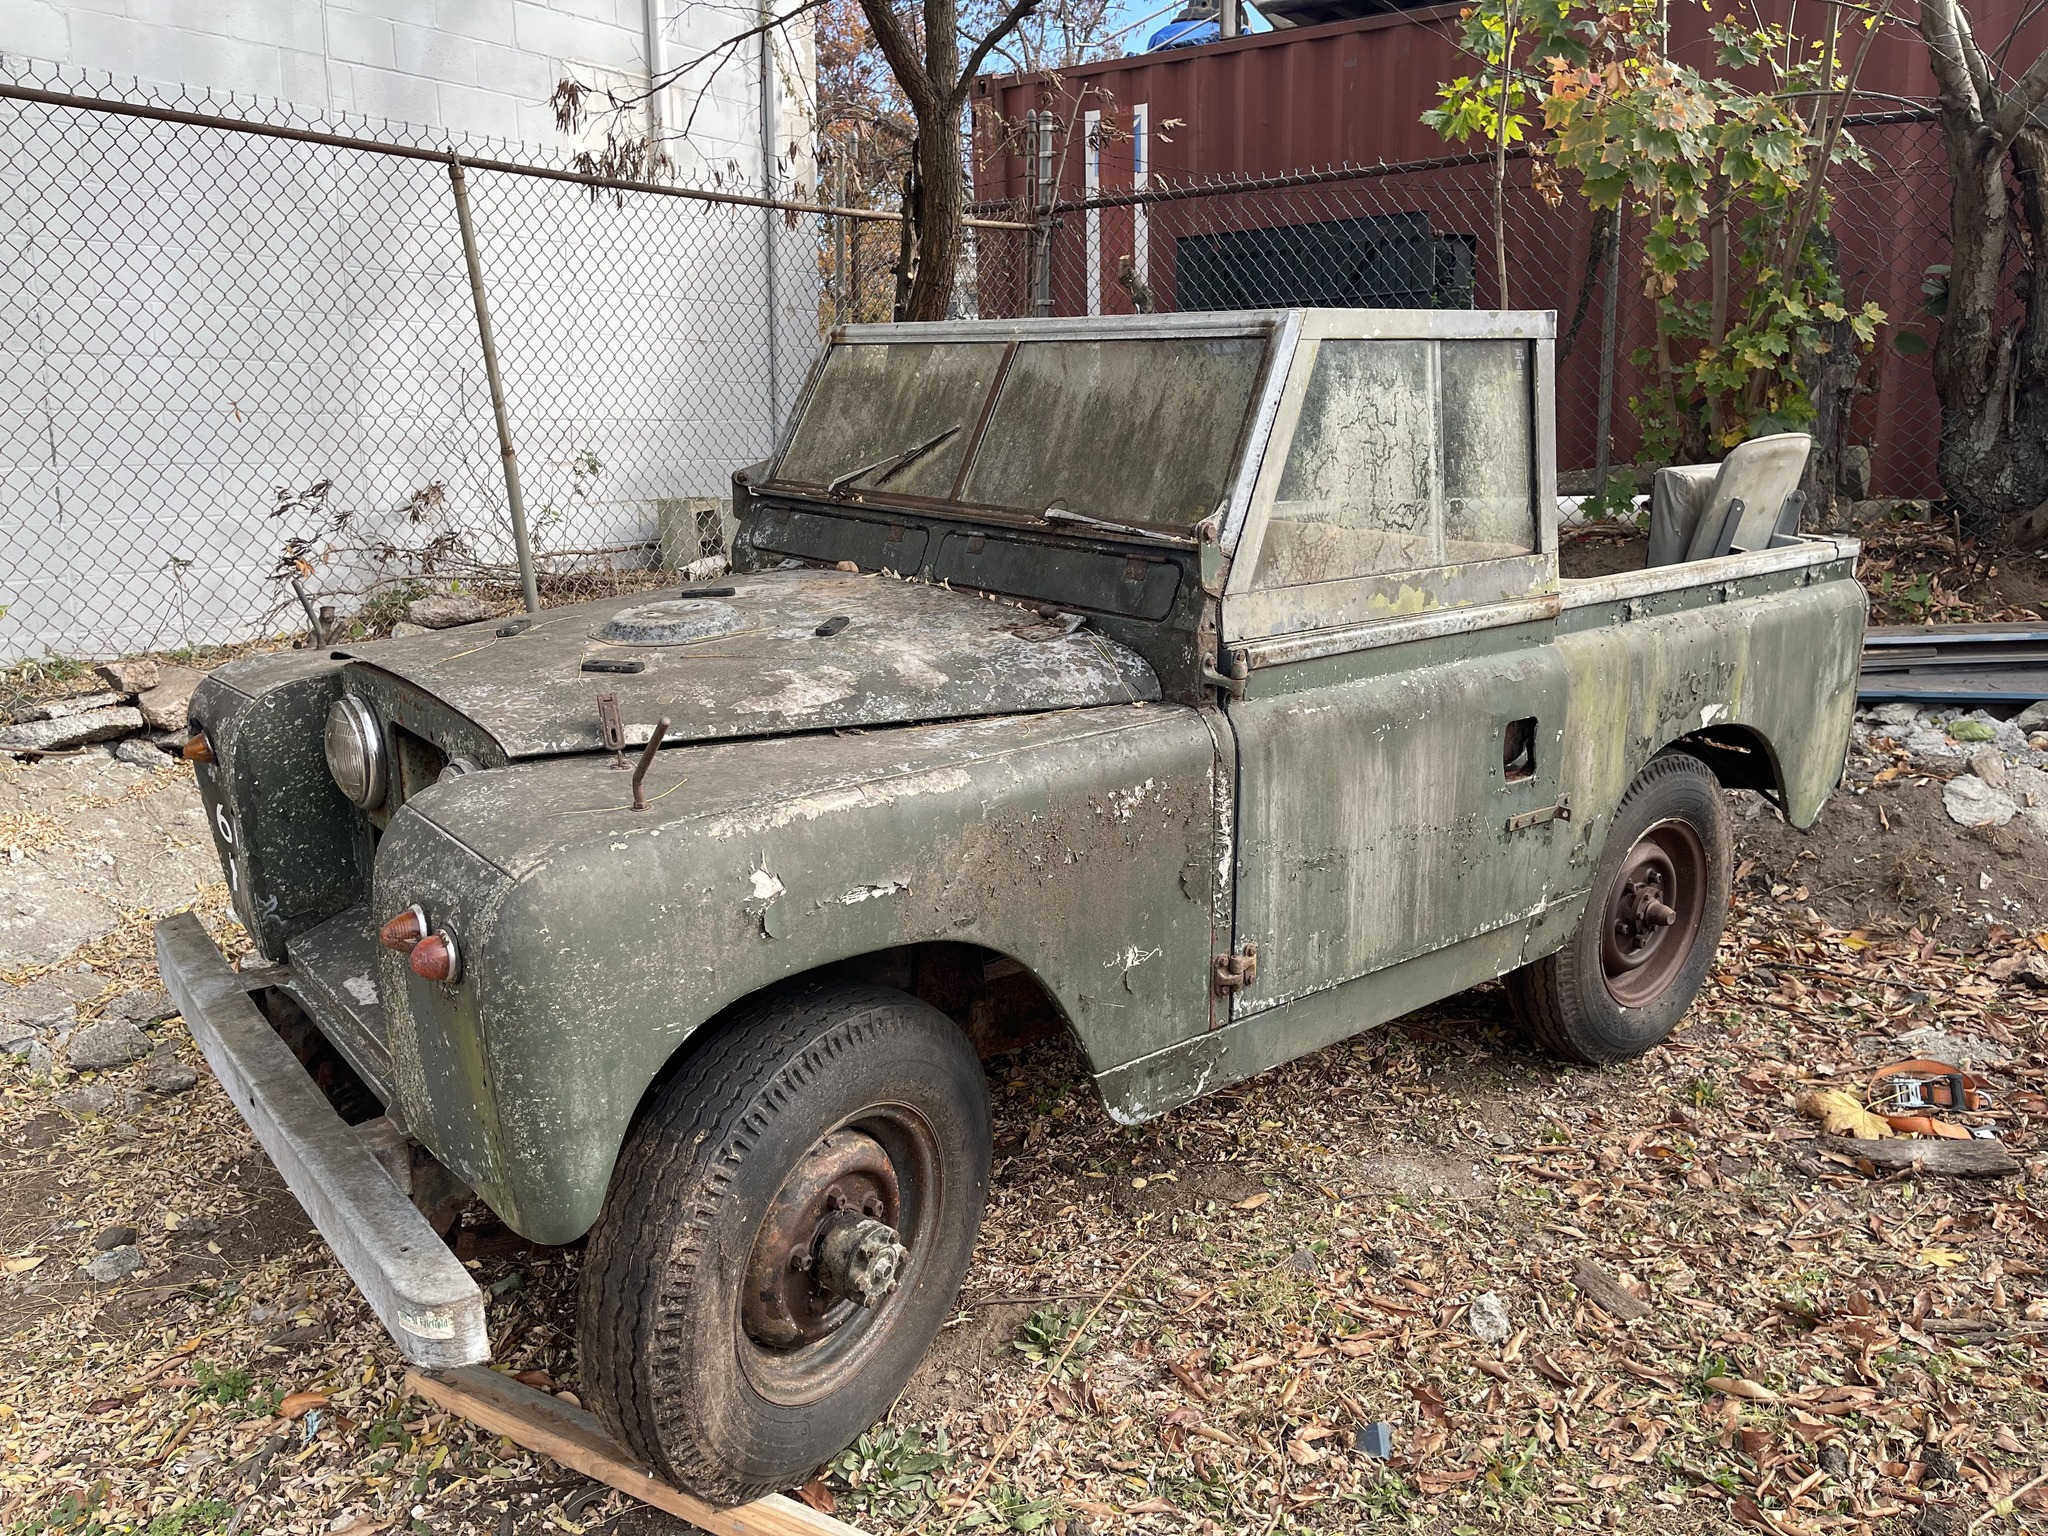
(1592, 203, 1624, 507)
(448, 156, 539, 614)
(760, 6, 781, 425)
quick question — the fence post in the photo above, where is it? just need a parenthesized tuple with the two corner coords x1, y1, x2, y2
(447, 155, 540, 615)
(1592, 203, 1624, 506)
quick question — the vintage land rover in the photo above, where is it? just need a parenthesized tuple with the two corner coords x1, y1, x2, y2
(159, 310, 1864, 1502)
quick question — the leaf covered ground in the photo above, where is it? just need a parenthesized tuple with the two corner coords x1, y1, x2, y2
(5, 737, 2047, 1536)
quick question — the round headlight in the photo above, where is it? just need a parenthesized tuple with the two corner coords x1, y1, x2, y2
(325, 696, 386, 808)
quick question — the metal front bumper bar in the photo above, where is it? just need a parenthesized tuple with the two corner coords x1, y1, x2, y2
(154, 912, 488, 1368)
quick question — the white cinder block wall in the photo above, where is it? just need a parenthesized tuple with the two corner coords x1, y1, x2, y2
(0, 2, 818, 662)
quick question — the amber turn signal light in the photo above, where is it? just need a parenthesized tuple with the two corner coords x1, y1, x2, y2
(181, 730, 213, 763)
(378, 904, 428, 952)
(408, 931, 462, 985)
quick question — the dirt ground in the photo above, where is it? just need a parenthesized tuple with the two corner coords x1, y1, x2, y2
(6, 597, 2048, 1534)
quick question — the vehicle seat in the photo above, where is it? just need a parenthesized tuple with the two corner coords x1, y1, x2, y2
(1648, 432, 1813, 566)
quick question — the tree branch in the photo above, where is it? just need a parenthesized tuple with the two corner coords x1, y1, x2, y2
(859, 0, 941, 116)
(1919, 0, 1991, 128)
(954, 0, 1048, 101)
(1993, 47, 2048, 144)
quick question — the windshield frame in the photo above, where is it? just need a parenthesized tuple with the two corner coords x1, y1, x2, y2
(761, 313, 1299, 546)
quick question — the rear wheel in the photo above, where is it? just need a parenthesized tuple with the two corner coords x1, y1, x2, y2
(1506, 752, 1732, 1064)
(577, 982, 991, 1503)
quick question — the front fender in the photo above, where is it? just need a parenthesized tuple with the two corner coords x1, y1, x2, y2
(374, 705, 1219, 1242)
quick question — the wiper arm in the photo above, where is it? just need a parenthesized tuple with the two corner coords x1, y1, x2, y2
(1042, 505, 1196, 545)
(827, 423, 961, 497)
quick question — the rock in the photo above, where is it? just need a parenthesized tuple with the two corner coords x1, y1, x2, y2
(0, 706, 145, 755)
(1837, 444, 1873, 500)
(1895, 1025, 2012, 1067)
(2014, 701, 2048, 733)
(109, 988, 175, 1023)
(1869, 701, 1923, 727)
(167, 1213, 217, 1236)
(1943, 774, 2017, 828)
(1365, 1241, 1399, 1272)
(1468, 1290, 1511, 1344)
(389, 621, 430, 638)
(15, 690, 124, 722)
(1902, 727, 1966, 760)
(144, 1049, 199, 1095)
(54, 1083, 115, 1116)
(1969, 747, 2009, 790)
(27, 1041, 55, 1077)
(137, 666, 201, 732)
(1, 1022, 36, 1057)
(1819, 1445, 1850, 1477)
(2031, 733, 2048, 755)
(406, 593, 496, 629)
(1285, 1246, 1320, 1274)
(96, 658, 160, 694)
(94, 1224, 138, 1251)
(112, 737, 167, 767)
(85, 1244, 143, 1283)
(1921, 1447, 1958, 1486)
(66, 1018, 151, 1071)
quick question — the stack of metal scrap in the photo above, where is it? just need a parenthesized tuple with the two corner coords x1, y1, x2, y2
(1859, 622, 2048, 707)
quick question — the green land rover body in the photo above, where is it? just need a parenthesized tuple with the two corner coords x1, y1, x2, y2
(157, 309, 1864, 1501)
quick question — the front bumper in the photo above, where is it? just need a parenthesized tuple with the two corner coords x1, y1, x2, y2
(154, 912, 488, 1367)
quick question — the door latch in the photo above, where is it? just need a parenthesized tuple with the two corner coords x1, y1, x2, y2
(1213, 942, 1258, 995)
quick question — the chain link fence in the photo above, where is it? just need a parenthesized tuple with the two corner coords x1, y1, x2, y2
(1, 57, 1954, 667)
(0, 59, 845, 665)
(968, 112, 1950, 506)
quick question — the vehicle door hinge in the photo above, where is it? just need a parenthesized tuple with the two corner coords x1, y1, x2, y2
(1213, 942, 1258, 995)
(1203, 648, 1248, 702)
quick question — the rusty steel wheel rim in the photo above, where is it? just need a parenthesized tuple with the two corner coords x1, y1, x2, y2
(737, 1106, 940, 1406)
(1599, 819, 1706, 1008)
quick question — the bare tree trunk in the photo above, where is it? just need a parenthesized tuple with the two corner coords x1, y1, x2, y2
(1918, 0, 2048, 544)
(905, 112, 967, 320)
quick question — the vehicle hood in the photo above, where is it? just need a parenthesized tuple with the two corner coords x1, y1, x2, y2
(338, 568, 1160, 759)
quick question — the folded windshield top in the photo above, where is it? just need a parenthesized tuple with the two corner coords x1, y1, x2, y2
(772, 332, 1269, 529)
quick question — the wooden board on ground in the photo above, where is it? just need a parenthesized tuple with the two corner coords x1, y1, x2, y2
(406, 1364, 868, 1536)
(1817, 1134, 2020, 1178)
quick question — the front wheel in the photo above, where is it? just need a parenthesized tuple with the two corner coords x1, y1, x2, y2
(1506, 752, 1733, 1064)
(577, 983, 991, 1503)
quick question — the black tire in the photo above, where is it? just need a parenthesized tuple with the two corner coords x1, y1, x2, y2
(577, 982, 991, 1503)
(1506, 752, 1732, 1065)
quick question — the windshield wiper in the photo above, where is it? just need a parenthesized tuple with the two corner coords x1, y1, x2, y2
(827, 423, 961, 497)
(1042, 505, 1196, 545)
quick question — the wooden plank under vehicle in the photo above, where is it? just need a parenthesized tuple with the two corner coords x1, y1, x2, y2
(405, 1366, 870, 1536)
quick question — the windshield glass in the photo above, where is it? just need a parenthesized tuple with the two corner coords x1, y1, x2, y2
(961, 338, 1264, 527)
(775, 341, 1006, 497)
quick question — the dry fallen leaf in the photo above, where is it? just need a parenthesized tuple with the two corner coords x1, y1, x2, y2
(279, 1390, 329, 1419)
(4, 1255, 46, 1275)
(1799, 1089, 1894, 1140)
(1705, 1376, 1781, 1402)
(1233, 1192, 1271, 1211)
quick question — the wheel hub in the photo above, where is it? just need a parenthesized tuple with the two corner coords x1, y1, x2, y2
(742, 1129, 903, 1349)
(1599, 821, 1705, 1008)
